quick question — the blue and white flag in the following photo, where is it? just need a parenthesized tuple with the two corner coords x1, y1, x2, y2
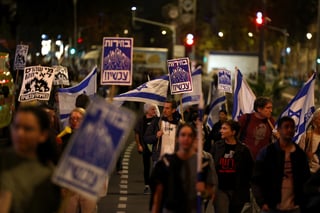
(278, 73, 316, 142)
(113, 75, 169, 106)
(181, 67, 202, 108)
(206, 83, 226, 130)
(58, 66, 97, 119)
(232, 69, 256, 121)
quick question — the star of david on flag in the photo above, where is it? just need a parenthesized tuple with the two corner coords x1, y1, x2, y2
(113, 75, 169, 106)
(277, 72, 316, 142)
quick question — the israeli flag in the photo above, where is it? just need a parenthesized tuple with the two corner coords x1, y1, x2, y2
(58, 66, 97, 119)
(206, 91, 226, 131)
(278, 72, 316, 142)
(232, 69, 256, 121)
(181, 67, 202, 108)
(113, 75, 169, 106)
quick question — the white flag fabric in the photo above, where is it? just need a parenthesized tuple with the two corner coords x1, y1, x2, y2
(181, 66, 202, 108)
(232, 69, 256, 121)
(278, 73, 316, 142)
(58, 66, 97, 119)
(206, 89, 226, 131)
(113, 75, 169, 106)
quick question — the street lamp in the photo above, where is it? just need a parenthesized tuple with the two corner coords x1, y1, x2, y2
(306, 33, 312, 40)
(248, 32, 253, 38)
(218, 32, 224, 38)
(162, 30, 167, 35)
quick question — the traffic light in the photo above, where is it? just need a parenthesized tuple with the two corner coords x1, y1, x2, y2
(77, 37, 83, 44)
(255, 12, 264, 26)
(185, 33, 194, 47)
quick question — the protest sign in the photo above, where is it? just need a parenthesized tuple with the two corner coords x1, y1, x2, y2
(53, 65, 70, 86)
(217, 69, 232, 93)
(53, 97, 136, 200)
(14, 44, 28, 70)
(18, 66, 55, 102)
(167, 57, 193, 94)
(101, 37, 133, 85)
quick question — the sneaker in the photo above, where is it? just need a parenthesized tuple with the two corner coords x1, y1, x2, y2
(144, 185, 151, 195)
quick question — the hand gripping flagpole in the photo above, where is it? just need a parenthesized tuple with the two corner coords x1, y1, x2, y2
(197, 92, 204, 213)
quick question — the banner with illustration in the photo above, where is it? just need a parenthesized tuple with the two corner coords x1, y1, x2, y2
(101, 37, 133, 85)
(167, 57, 193, 94)
(18, 66, 55, 102)
(218, 69, 232, 93)
(53, 65, 70, 86)
(14, 44, 29, 70)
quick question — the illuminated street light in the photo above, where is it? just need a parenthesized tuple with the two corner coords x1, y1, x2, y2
(286, 47, 291, 54)
(218, 32, 224, 38)
(41, 34, 48, 40)
(162, 30, 167, 35)
(131, 6, 137, 11)
(248, 32, 253, 37)
(306, 33, 312, 40)
(124, 29, 129, 35)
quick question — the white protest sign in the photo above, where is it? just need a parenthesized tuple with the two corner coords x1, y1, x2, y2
(101, 37, 133, 85)
(167, 57, 193, 94)
(53, 97, 136, 200)
(18, 66, 55, 102)
(14, 45, 28, 70)
(53, 65, 70, 86)
(217, 69, 232, 93)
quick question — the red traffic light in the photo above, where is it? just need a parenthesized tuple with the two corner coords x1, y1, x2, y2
(77, 37, 84, 44)
(185, 33, 194, 46)
(255, 12, 263, 25)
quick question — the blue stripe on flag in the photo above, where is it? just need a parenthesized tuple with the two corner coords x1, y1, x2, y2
(116, 92, 167, 103)
(58, 68, 97, 93)
(232, 70, 242, 119)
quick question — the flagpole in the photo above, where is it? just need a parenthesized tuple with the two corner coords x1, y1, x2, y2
(109, 85, 116, 102)
(197, 93, 204, 213)
(179, 94, 184, 122)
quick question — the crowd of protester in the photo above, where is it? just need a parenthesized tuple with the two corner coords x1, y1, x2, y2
(1, 95, 320, 213)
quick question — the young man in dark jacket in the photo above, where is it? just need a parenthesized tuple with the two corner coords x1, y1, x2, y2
(252, 116, 310, 213)
(144, 100, 180, 163)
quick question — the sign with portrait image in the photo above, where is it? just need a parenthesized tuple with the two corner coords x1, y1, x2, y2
(101, 37, 133, 85)
(18, 66, 55, 102)
(167, 57, 193, 94)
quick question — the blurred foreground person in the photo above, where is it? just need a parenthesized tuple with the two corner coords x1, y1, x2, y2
(150, 123, 214, 213)
(57, 108, 97, 213)
(211, 120, 254, 213)
(135, 103, 159, 194)
(252, 116, 310, 213)
(0, 106, 61, 213)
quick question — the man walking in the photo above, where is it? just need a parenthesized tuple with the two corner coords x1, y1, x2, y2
(252, 116, 310, 213)
(144, 100, 180, 163)
(238, 97, 276, 159)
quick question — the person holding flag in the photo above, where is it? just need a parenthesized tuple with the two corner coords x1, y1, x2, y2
(238, 97, 276, 159)
(144, 100, 181, 164)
